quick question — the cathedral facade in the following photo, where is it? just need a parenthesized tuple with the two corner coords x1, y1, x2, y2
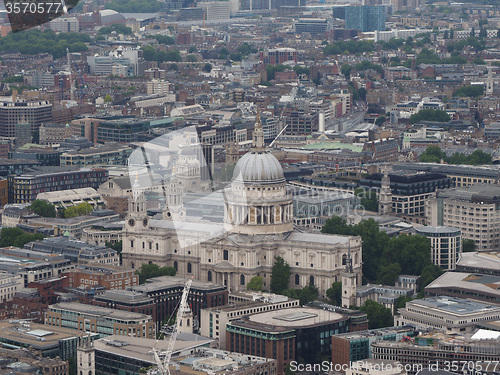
(122, 119, 362, 298)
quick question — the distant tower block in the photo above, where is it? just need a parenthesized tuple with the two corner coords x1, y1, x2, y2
(378, 170, 392, 215)
(486, 65, 494, 96)
(226, 141, 239, 165)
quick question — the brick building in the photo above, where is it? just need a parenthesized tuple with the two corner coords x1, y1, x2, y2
(62, 265, 138, 290)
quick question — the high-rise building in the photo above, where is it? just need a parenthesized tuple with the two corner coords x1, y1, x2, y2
(345, 6, 386, 32)
(0, 98, 52, 139)
(415, 226, 461, 270)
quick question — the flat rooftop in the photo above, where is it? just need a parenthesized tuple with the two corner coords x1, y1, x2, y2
(131, 276, 226, 293)
(415, 226, 461, 234)
(248, 307, 345, 328)
(49, 302, 151, 321)
(93, 334, 214, 364)
(437, 183, 500, 203)
(425, 272, 500, 300)
(0, 321, 97, 349)
(457, 252, 500, 270)
(410, 296, 500, 315)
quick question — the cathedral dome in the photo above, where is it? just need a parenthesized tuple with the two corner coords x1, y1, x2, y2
(232, 151, 285, 184)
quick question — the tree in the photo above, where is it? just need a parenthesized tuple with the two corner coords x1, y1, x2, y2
(29, 199, 56, 217)
(186, 54, 197, 62)
(271, 256, 291, 294)
(418, 264, 443, 295)
(326, 281, 342, 306)
(359, 299, 393, 329)
(266, 64, 287, 80)
(247, 276, 264, 291)
(299, 285, 318, 305)
(409, 109, 450, 124)
(203, 63, 212, 73)
(341, 64, 353, 79)
(453, 85, 484, 98)
(377, 263, 402, 285)
(470, 27, 475, 37)
(0, 227, 24, 247)
(462, 239, 476, 253)
(105, 240, 122, 254)
(443, 30, 449, 39)
(383, 235, 431, 276)
(136, 263, 176, 284)
(419, 146, 447, 163)
(141, 45, 156, 61)
(354, 188, 378, 212)
(188, 46, 198, 53)
(104, 95, 112, 103)
(394, 295, 413, 312)
(479, 27, 487, 39)
(321, 216, 352, 236)
(450, 29, 454, 39)
(64, 202, 93, 218)
(375, 116, 386, 126)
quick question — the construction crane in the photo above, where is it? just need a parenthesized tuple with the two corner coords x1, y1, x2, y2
(151, 279, 192, 375)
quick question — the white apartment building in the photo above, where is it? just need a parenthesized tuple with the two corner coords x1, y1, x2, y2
(427, 184, 500, 252)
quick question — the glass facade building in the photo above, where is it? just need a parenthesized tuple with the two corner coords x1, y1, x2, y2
(345, 6, 386, 32)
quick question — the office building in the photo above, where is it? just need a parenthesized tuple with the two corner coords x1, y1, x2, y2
(200, 292, 299, 350)
(49, 16, 79, 32)
(361, 171, 452, 223)
(0, 271, 23, 302)
(63, 265, 138, 290)
(129, 276, 228, 325)
(425, 271, 500, 304)
(294, 19, 333, 34)
(456, 251, 500, 276)
(0, 247, 74, 286)
(227, 307, 350, 374)
(89, 336, 276, 375)
(331, 326, 417, 366)
(372, 331, 500, 374)
(0, 347, 69, 374)
(395, 296, 500, 333)
(0, 97, 52, 138)
(9, 148, 61, 167)
(345, 6, 386, 32)
(0, 320, 98, 360)
(197, 1, 231, 20)
(283, 112, 319, 135)
(60, 143, 133, 166)
(259, 48, 298, 65)
(414, 226, 461, 270)
(37, 187, 104, 209)
(392, 163, 500, 187)
(7, 166, 108, 204)
(93, 290, 155, 321)
(26, 236, 119, 264)
(427, 184, 500, 251)
(46, 302, 156, 338)
(39, 123, 72, 145)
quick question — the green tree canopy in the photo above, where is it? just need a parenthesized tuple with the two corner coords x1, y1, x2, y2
(266, 64, 287, 80)
(0, 227, 44, 248)
(136, 263, 176, 284)
(453, 85, 484, 98)
(64, 202, 93, 218)
(271, 256, 291, 294)
(359, 299, 393, 329)
(420, 146, 492, 165)
(354, 188, 378, 212)
(377, 263, 402, 286)
(29, 199, 56, 218)
(462, 239, 476, 253)
(410, 109, 451, 124)
(246, 276, 264, 291)
(326, 281, 342, 306)
(298, 285, 318, 305)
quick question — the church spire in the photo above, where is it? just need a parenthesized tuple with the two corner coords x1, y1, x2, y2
(252, 109, 265, 152)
